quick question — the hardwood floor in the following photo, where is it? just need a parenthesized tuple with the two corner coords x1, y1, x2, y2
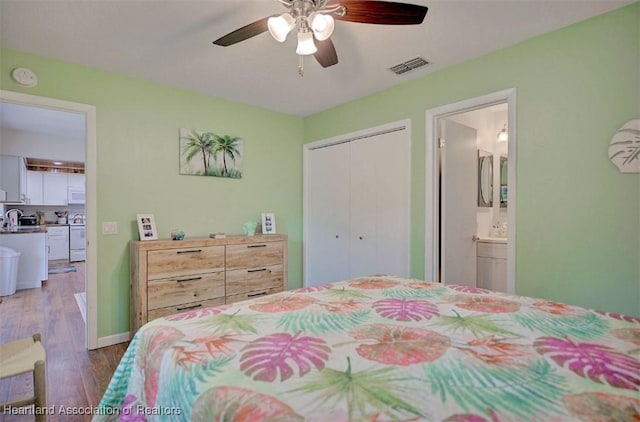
(0, 261, 128, 421)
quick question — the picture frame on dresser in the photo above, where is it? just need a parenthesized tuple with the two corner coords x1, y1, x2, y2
(136, 213, 158, 241)
(261, 212, 276, 234)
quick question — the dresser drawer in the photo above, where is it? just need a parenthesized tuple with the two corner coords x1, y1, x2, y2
(225, 287, 284, 304)
(226, 241, 283, 270)
(148, 297, 225, 321)
(148, 272, 225, 309)
(477, 242, 507, 259)
(226, 264, 284, 296)
(147, 246, 225, 280)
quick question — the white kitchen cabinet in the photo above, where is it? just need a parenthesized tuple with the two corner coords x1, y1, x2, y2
(0, 155, 27, 203)
(43, 173, 68, 205)
(47, 225, 69, 261)
(0, 232, 48, 290)
(305, 127, 410, 286)
(67, 173, 85, 204)
(26, 171, 44, 205)
(476, 241, 507, 293)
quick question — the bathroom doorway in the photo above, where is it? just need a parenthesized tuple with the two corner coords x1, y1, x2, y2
(425, 89, 516, 293)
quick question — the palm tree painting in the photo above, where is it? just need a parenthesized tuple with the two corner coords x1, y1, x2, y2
(179, 128, 243, 178)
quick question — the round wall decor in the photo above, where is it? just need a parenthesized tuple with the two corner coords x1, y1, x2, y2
(608, 119, 640, 173)
(11, 67, 38, 87)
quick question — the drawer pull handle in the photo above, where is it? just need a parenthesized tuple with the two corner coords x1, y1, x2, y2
(247, 244, 267, 248)
(177, 249, 202, 254)
(177, 304, 202, 311)
(247, 268, 268, 273)
(176, 276, 202, 282)
(248, 291, 268, 298)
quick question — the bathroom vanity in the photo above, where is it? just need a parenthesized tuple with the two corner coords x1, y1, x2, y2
(476, 238, 507, 293)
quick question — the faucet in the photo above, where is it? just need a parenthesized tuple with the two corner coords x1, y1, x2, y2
(4, 209, 23, 228)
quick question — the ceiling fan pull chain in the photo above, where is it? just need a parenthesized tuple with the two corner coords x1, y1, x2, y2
(298, 55, 304, 77)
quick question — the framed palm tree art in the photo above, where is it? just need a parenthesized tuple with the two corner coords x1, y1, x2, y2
(179, 128, 243, 178)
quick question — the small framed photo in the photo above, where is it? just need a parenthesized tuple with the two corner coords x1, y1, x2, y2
(261, 212, 276, 235)
(136, 214, 158, 241)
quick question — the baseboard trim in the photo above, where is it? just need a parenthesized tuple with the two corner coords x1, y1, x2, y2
(96, 332, 130, 349)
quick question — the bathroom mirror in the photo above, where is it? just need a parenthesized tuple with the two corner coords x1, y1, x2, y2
(478, 150, 493, 207)
(500, 155, 508, 208)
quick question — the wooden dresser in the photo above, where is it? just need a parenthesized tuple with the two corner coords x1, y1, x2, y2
(130, 234, 287, 334)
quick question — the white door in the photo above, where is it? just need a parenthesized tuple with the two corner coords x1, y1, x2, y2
(305, 124, 410, 287)
(305, 142, 351, 286)
(350, 130, 409, 278)
(441, 120, 478, 287)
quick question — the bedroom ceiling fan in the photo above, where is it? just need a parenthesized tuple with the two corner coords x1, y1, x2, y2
(213, 0, 428, 76)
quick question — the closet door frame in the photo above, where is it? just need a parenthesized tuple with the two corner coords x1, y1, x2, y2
(303, 119, 411, 287)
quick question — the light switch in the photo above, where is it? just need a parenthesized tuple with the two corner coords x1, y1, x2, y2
(102, 221, 118, 235)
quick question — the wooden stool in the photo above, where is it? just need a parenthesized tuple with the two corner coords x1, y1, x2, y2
(0, 333, 47, 421)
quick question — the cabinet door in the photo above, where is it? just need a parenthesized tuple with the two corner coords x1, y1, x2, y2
(43, 173, 68, 205)
(26, 171, 44, 205)
(48, 231, 70, 260)
(349, 130, 410, 279)
(68, 173, 85, 188)
(305, 142, 350, 286)
(476, 257, 492, 290)
(0, 155, 26, 202)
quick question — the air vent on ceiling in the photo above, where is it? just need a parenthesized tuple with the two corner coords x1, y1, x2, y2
(389, 57, 429, 75)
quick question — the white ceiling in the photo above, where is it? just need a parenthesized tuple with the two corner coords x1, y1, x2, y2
(0, 0, 634, 117)
(0, 101, 86, 140)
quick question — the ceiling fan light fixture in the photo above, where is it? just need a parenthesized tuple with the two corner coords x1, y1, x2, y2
(267, 13, 295, 42)
(309, 13, 335, 41)
(296, 30, 317, 55)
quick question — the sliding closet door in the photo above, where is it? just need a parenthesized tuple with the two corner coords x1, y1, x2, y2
(350, 130, 410, 278)
(305, 142, 351, 286)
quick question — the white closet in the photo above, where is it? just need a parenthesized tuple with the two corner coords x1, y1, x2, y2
(304, 122, 410, 287)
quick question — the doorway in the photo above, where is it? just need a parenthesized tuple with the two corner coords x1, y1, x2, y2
(425, 89, 516, 293)
(0, 90, 98, 349)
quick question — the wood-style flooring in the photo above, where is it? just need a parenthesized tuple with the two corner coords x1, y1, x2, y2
(0, 261, 128, 421)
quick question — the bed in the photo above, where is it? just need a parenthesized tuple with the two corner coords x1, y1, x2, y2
(95, 276, 640, 421)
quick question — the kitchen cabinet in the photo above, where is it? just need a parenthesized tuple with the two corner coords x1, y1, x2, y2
(67, 173, 85, 204)
(305, 129, 410, 286)
(130, 235, 287, 334)
(476, 240, 507, 293)
(26, 171, 44, 205)
(0, 232, 48, 290)
(43, 173, 68, 205)
(26, 171, 69, 205)
(47, 225, 69, 261)
(0, 155, 27, 203)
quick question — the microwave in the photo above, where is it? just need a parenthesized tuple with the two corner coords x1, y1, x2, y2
(68, 186, 85, 204)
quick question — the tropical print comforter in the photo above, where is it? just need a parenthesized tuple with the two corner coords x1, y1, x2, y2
(95, 276, 640, 421)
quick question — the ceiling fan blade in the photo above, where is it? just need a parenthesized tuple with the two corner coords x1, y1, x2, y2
(332, 1, 428, 25)
(314, 38, 339, 68)
(213, 17, 270, 46)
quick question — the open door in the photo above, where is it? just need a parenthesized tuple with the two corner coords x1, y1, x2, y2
(440, 119, 477, 287)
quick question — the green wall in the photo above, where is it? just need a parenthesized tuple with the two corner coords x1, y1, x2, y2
(1, 3, 638, 340)
(0, 50, 305, 337)
(305, 3, 640, 316)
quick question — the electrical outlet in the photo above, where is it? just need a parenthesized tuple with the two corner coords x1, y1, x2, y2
(102, 221, 118, 235)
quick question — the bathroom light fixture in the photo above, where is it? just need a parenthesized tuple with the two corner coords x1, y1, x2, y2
(497, 124, 508, 142)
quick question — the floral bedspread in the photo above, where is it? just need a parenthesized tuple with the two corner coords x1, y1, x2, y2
(95, 276, 640, 421)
